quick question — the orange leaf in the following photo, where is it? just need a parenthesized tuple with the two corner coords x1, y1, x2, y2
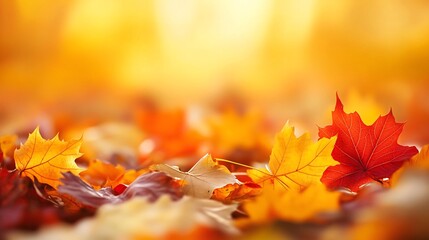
(237, 184, 340, 226)
(0, 135, 18, 159)
(390, 144, 429, 186)
(408, 144, 429, 169)
(80, 160, 125, 188)
(80, 159, 147, 189)
(212, 182, 262, 204)
(14, 127, 83, 189)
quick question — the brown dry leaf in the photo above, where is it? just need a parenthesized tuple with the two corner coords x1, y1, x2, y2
(153, 154, 236, 198)
(59, 172, 182, 208)
(14, 127, 83, 189)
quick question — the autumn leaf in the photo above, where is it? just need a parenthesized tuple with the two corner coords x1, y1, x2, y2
(211, 182, 262, 204)
(79, 159, 147, 189)
(319, 94, 418, 192)
(59, 172, 182, 208)
(0, 168, 20, 207)
(79, 160, 125, 189)
(41, 188, 90, 215)
(14, 127, 83, 189)
(0, 135, 18, 170)
(10, 196, 238, 239)
(0, 167, 93, 232)
(153, 154, 237, 198)
(248, 124, 337, 191)
(0, 135, 17, 159)
(237, 184, 340, 226)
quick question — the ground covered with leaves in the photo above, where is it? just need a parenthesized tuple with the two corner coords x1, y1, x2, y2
(1, 94, 429, 240)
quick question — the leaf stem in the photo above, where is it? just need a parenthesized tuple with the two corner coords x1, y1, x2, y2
(215, 158, 272, 176)
(216, 158, 291, 190)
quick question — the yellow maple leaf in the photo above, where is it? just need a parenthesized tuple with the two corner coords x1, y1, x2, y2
(14, 127, 83, 189)
(248, 124, 337, 191)
(236, 184, 340, 226)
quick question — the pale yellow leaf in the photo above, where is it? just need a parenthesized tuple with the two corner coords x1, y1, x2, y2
(154, 154, 236, 198)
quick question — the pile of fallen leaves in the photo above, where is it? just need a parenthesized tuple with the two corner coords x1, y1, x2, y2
(1, 94, 429, 240)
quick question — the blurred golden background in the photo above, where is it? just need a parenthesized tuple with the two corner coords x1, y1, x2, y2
(1, 0, 429, 144)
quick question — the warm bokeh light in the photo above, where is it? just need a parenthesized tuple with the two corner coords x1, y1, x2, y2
(2, 1, 429, 139)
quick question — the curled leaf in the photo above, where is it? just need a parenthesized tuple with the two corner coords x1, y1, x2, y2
(211, 182, 262, 204)
(58, 172, 182, 208)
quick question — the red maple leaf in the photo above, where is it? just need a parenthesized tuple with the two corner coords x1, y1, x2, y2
(319, 94, 418, 192)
